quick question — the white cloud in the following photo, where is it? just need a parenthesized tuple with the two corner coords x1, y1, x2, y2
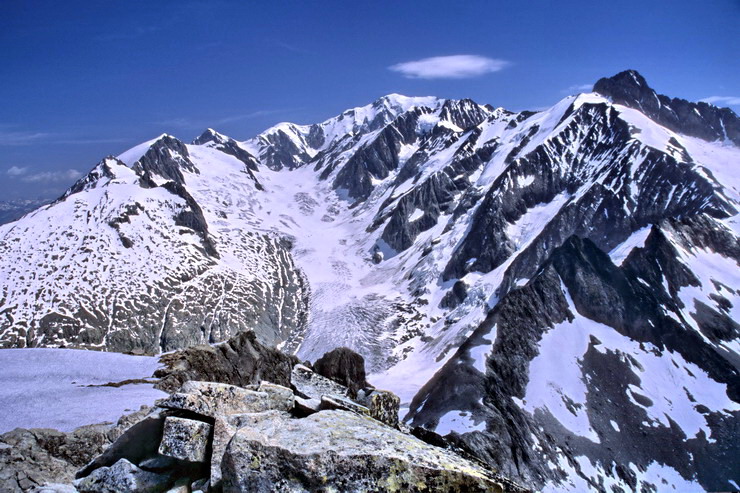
(389, 55, 509, 79)
(699, 96, 740, 107)
(7, 166, 29, 177)
(562, 84, 593, 94)
(19, 169, 82, 183)
(54, 138, 128, 145)
(0, 130, 50, 146)
(152, 110, 288, 130)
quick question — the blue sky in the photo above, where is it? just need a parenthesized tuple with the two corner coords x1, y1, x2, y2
(1, 0, 738, 200)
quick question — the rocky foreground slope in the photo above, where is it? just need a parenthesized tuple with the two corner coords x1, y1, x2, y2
(0, 70, 739, 491)
(0, 335, 523, 492)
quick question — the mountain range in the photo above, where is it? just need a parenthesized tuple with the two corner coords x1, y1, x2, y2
(0, 70, 738, 492)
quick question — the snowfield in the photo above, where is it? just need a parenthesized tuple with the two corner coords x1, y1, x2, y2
(0, 348, 165, 433)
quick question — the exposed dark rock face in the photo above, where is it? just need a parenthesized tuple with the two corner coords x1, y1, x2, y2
(441, 99, 734, 287)
(407, 222, 740, 492)
(62, 159, 118, 198)
(594, 69, 740, 145)
(331, 110, 423, 202)
(313, 346, 369, 397)
(154, 331, 299, 393)
(132, 135, 198, 185)
(161, 181, 219, 258)
(251, 123, 318, 171)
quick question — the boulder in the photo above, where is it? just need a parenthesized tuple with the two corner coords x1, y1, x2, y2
(291, 363, 349, 400)
(158, 381, 292, 418)
(207, 417, 237, 489)
(256, 381, 294, 411)
(320, 394, 371, 416)
(158, 417, 212, 463)
(221, 410, 507, 493)
(357, 388, 401, 427)
(313, 347, 368, 397)
(74, 458, 170, 493)
(154, 331, 299, 393)
(293, 396, 321, 416)
(190, 478, 209, 492)
(209, 411, 293, 489)
(0, 428, 87, 492)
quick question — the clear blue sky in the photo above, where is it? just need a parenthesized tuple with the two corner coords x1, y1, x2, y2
(1, 0, 738, 200)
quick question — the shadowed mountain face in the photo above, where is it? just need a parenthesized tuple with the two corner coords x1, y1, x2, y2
(1, 72, 738, 491)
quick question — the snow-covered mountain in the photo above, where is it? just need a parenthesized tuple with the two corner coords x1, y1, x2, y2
(1, 70, 738, 491)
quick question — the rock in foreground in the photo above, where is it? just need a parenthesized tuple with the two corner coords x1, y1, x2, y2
(222, 409, 506, 492)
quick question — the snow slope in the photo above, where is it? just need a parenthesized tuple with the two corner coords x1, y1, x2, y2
(0, 348, 165, 433)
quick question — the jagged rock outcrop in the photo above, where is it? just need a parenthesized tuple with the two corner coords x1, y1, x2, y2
(154, 331, 299, 393)
(356, 388, 401, 428)
(291, 363, 350, 399)
(75, 458, 171, 493)
(132, 135, 198, 185)
(313, 346, 369, 397)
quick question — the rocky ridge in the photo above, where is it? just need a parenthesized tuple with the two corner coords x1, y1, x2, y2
(1, 338, 523, 493)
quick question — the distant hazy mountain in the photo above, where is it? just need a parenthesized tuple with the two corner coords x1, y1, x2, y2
(1, 71, 738, 492)
(0, 198, 50, 225)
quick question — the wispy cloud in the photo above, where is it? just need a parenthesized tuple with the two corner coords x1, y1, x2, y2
(5, 164, 81, 183)
(54, 138, 129, 145)
(0, 126, 130, 147)
(152, 110, 291, 130)
(7, 166, 29, 177)
(275, 41, 314, 55)
(389, 55, 509, 79)
(0, 130, 51, 146)
(19, 169, 82, 184)
(96, 24, 163, 41)
(700, 96, 740, 107)
(561, 83, 593, 94)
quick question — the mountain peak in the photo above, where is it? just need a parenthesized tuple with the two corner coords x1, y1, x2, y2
(594, 70, 740, 145)
(193, 128, 231, 146)
(374, 94, 441, 112)
(593, 70, 653, 104)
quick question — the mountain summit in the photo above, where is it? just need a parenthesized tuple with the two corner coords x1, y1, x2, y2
(0, 72, 738, 492)
(594, 69, 740, 144)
